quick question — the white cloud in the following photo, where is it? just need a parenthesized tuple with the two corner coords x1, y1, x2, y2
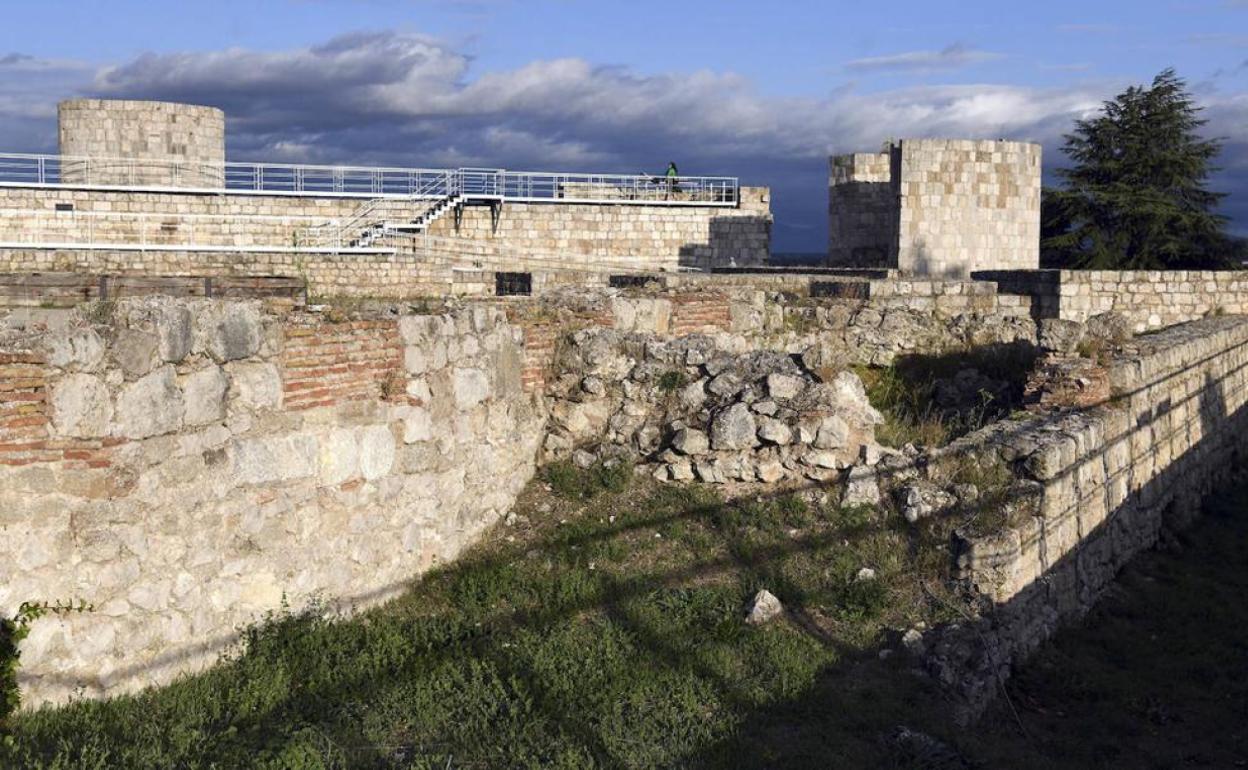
(0, 32, 1245, 246)
(843, 44, 1004, 73)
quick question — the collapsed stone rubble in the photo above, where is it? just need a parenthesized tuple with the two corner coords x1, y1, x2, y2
(544, 328, 885, 485)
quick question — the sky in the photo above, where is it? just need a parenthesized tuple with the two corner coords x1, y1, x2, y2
(1, 0, 1246, 252)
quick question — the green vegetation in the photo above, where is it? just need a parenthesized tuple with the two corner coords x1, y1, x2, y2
(1042, 68, 1231, 269)
(656, 370, 687, 392)
(543, 460, 633, 500)
(2, 601, 93, 744)
(11, 468, 1248, 767)
(969, 482, 1248, 768)
(7, 472, 973, 769)
(856, 342, 1038, 448)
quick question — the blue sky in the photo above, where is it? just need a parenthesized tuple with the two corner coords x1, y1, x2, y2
(2, 0, 1246, 251)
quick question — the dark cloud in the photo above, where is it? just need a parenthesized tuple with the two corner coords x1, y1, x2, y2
(0, 32, 1245, 251)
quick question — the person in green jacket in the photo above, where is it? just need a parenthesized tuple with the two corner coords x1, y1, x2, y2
(665, 161, 679, 200)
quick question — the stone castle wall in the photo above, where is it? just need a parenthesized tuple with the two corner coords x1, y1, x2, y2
(0, 186, 362, 225)
(0, 299, 545, 706)
(828, 139, 1041, 278)
(424, 186, 772, 269)
(929, 315, 1248, 714)
(0, 185, 772, 276)
(827, 152, 896, 267)
(975, 269, 1248, 332)
(58, 100, 226, 189)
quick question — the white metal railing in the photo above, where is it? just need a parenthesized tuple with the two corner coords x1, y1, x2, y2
(0, 209, 360, 251)
(375, 231, 690, 274)
(299, 197, 442, 250)
(0, 153, 739, 206)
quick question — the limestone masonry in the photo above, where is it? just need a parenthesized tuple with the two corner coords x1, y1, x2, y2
(58, 100, 226, 189)
(829, 139, 1041, 277)
(929, 316, 1248, 716)
(5, 98, 1248, 724)
(0, 299, 543, 705)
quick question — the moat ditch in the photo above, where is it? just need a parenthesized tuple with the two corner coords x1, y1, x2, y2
(7, 464, 1246, 768)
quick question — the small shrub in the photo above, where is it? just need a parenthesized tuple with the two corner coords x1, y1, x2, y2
(833, 578, 888, 623)
(657, 370, 686, 392)
(775, 494, 813, 528)
(378, 370, 407, 401)
(1076, 337, 1108, 362)
(593, 460, 632, 494)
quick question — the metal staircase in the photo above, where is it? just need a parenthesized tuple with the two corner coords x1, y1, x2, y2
(351, 193, 463, 247)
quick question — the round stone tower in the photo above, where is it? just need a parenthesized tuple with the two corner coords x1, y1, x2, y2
(58, 99, 226, 188)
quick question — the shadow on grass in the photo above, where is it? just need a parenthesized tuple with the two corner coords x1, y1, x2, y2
(7, 468, 983, 770)
(12, 335, 1248, 769)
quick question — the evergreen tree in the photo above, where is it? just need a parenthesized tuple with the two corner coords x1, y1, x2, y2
(1042, 68, 1230, 269)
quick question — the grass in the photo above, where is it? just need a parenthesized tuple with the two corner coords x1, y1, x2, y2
(6, 471, 975, 769)
(964, 481, 1248, 768)
(12, 464, 1245, 768)
(855, 342, 1039, 448)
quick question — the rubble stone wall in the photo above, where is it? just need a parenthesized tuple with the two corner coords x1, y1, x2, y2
(0, 299, 545, 706)
(932, 315, 1248, 714)
(516, 279, 1037, 370)
(542, 330, 884, 484)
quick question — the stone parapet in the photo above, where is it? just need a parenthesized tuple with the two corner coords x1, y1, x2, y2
(927, 315, 1248, 716)
(974, 269, 1248, 332)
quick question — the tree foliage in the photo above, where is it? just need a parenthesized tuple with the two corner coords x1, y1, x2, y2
(1041, 69, 1230, 269)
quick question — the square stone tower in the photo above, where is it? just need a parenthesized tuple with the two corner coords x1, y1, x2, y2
(828, 138, 1041, 277)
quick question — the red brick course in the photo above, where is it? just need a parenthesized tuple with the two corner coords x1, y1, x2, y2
(0, 353, 121, 468)
(280, 320, 404, 411)
(670, 292, 732, 336)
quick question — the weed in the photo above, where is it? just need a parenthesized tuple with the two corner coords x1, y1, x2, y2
(824, 503, 877, 533)
(80, 300, 115, 326)
(544, 459, 633, 500)
(855, 342, 1039, 448)
(2, 600, 93, 742)
(657, 370, 686, 392)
